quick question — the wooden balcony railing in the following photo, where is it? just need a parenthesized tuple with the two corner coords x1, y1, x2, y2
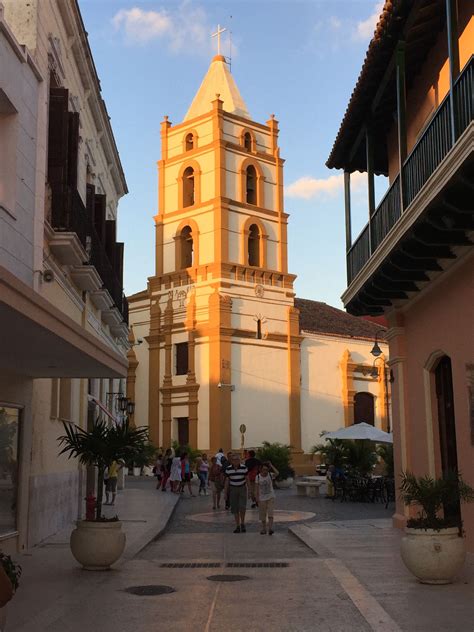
(88, 222, 127, 322)
(347, 56, 473, 284)
(50, 186, 88, 249)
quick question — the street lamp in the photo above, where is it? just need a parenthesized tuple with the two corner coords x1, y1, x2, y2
(118, 395, 129, 412)
(370, 331, 383, 358)
(126, 400, 135, 416)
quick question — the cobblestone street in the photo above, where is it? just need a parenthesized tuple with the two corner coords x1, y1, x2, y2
(8, 478, 474, 631)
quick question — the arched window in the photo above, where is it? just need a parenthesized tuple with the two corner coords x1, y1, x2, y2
(354, 392, 375, 426)
(256, 319, 262, 339)
(248, 224, 260, 266)
(183, 166, 195, 207)
(185, 133, 194, 151)
(243, 132, 252, 151)
(179, 225, 193, 268)
(246, 165, 257, 205)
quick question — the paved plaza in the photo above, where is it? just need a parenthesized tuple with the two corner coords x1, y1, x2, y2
(8, 478, 474, 631)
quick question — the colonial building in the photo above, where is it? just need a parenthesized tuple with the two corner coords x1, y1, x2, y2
(127, 54, 389, 469)
(0, 1, 128, 550)
(327, 1, 473, 548)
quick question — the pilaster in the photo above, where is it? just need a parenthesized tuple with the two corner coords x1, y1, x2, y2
(146, 299, 161, 446)
(208, 290, 232, 452)
(288, 306, 302, 451)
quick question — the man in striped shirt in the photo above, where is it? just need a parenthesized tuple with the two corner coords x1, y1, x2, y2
(224, 454, 248, 533)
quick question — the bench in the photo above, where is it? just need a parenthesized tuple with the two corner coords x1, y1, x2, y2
(296, 481, 324, 498)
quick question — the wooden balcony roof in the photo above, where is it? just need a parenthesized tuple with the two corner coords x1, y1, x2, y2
(326, 0, 447, 175)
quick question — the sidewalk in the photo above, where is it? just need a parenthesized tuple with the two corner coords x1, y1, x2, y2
(291, 519, 474, 632)
(8, 477, 179, 631)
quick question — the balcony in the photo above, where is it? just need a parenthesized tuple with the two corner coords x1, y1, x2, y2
(47, 185, 128, 329)
(345, 57, 473, 314)
(48, 188, 88, 266)
(88, 223, 128, 325)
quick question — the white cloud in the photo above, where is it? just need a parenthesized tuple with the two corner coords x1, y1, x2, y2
(111, 3, 220, 54)
(285, 172, 366, 200)
(354, 1, 384, 41)
(112, 8, 172, 43)
(329, 16, 342, 30)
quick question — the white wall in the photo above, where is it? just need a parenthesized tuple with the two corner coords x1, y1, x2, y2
(300, 332, 389, 453)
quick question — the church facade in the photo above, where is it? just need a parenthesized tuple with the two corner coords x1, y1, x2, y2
(127, 55, 389, 467)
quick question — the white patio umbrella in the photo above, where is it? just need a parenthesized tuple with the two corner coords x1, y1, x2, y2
(324, 422, 393, 444)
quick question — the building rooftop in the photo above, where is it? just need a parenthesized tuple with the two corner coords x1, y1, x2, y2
(184, 55, 250, 121)
(295, 298, 386, 341)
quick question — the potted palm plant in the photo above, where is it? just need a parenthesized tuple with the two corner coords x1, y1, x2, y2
(257, 442, 294, 488)
(0, 553, 21, 631)
(399, 471, 474, 584)
(58, 419, 149, 570)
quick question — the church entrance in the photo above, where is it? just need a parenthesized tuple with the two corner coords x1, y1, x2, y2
(354, 392, 375, 425)
(435, 355, 460, 521)
(177, 417, 189, 446)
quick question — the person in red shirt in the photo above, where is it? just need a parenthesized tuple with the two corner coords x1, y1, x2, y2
(245, 450, 262, 508)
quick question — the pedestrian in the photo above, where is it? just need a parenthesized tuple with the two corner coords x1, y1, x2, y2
(224, 453, 248, 533)
(104, 460, 121, 505)
(154, 452, 163, 489)
(245, 449, 262, 508)
(198, 453, 209, 495)
(208, 457, 224, 509)
(179, 452, 195, 496)
(215, 448, 225, 466)
(161, 448, 173, 491)
(221, 451, 232, 509)
(256, 461, 279, 535)
(169, 451, 182, 493)
(326, 464, 335, 498)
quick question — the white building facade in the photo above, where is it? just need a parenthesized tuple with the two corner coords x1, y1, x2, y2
(0, 0, 128, 551)
(127, 55, 389, 472)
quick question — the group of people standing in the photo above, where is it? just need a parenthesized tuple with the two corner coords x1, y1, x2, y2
(155, 448, 278, 535)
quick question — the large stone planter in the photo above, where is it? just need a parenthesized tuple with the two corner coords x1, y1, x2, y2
(70, 520, 126, 570)
(401, 527, 466, 584)
(0, 605, 6, 632)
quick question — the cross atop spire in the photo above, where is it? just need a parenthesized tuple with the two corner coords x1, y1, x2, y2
(211, 24, 226, 56)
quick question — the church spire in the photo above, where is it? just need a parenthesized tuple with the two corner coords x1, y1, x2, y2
(184, 54, 250, 121)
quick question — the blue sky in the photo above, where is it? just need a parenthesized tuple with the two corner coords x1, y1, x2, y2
(80, 0, 386, 307)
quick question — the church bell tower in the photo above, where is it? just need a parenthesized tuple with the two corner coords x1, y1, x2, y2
(134, 52, 301, 453)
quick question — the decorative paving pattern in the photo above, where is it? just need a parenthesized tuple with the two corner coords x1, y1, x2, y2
(186, 509, 316, 524)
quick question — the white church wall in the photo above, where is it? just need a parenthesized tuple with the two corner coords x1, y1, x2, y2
(300, 332, 389, 453)
(231, 341, 289, 449)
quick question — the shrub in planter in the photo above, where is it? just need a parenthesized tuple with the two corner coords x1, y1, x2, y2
(399, 471, 474, 584)
(58, 419, 149, 569)
(0, 553, 21, 607)
(256, 442, 294, 481)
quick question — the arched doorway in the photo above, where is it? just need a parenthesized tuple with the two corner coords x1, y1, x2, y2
(435, 355, 460, 520)
(354, 392, 375, 425)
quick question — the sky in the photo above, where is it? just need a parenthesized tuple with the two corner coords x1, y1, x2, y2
(79, 0, 388, 308)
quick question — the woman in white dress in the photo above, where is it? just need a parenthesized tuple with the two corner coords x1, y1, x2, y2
(169, 454, 182, 493)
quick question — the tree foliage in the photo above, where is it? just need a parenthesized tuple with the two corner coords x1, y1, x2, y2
(256, 441, 294, 481)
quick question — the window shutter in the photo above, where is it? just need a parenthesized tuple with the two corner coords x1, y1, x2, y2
(115, 242, 124, 289)
(94, 194, 107, 243)
(67, 111, 79, 189)
(47, 87, 69, 188)
(105, 219, 116, 265)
